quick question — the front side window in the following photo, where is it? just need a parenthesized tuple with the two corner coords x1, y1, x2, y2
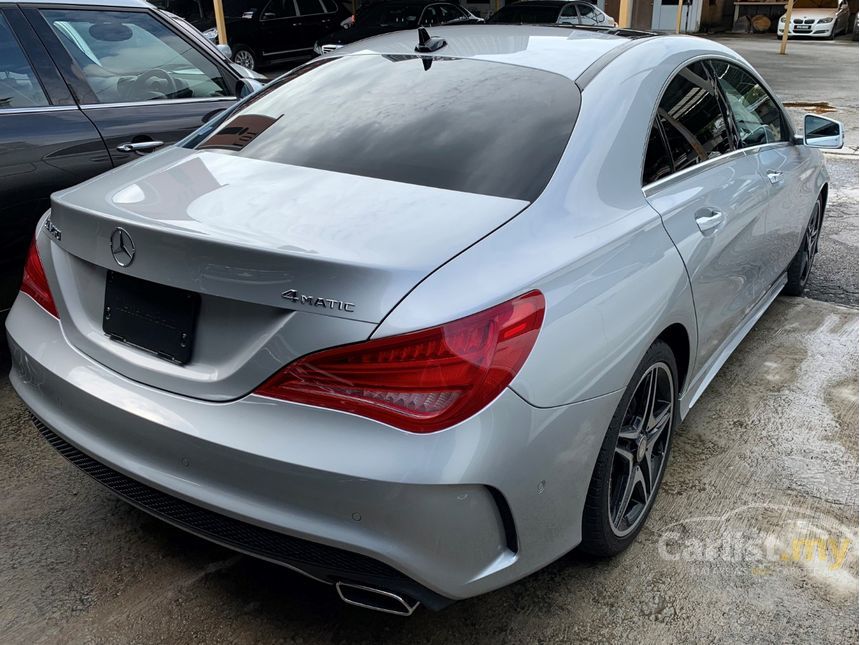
(41, 9, 231, 103)
(263, 0, 297, 19)
(710, 60, 785, 147)
(193, 56, 580, 201)
(577, 3, 595, 16)
(657, 61, 733, 173)
(0, 14, 49, 108)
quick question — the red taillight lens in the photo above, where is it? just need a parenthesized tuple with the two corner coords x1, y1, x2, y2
(20, 238, 59, 318)
(255, 290, 545, 433)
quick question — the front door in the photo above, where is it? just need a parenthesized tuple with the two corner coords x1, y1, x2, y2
(644, 62, 772, 373)
(709, 59, 815, 288)
(24, 4, 237, 166)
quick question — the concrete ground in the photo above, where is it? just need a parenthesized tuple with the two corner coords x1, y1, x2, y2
(0, 34, 857, 645)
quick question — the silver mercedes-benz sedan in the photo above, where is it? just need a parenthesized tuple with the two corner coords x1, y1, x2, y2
(6, 25, 843, 614)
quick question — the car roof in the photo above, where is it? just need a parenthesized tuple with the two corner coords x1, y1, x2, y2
(333, 24, 668, 82)
(14, 0, 154, 7)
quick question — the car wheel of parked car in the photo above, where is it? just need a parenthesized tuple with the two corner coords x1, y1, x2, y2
(580, 340, 678, 556)
(784, 196, 824, 296)
(233, 46, 258, 71)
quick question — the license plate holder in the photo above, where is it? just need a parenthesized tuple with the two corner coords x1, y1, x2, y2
(103, 271, 200, 364)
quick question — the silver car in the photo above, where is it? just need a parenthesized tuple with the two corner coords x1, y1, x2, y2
(5, 25, 843, 614)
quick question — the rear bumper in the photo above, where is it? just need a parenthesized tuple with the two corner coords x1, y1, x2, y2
(7, 294, 621, 601)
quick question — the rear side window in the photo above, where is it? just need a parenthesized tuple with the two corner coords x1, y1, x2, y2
(296, 0, 323, 16)
(657, 61, 733, 173)
(194, 56, 580, 201)
(710, 60, 785, 147)
(643, 121, 673, 185)
(0, 13, 49, 108)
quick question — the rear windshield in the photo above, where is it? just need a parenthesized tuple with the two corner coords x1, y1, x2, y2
(191, 55, 579, 201)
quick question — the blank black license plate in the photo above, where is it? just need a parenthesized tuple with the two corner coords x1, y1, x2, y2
(103, 271, 200, 364)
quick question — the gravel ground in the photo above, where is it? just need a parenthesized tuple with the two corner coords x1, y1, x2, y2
(0, 32, 857, 645)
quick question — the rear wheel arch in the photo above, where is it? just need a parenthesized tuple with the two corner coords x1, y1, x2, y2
(656, 323, 691, 396)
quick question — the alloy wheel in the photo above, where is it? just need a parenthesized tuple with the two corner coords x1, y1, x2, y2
(234, 49, 256, 70)
(800, 201, 822, 285)
(608, 363, 674, 537)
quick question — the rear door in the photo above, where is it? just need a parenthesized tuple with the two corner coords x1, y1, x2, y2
(0, 5, 109, 311)
(22, 5, 238, 166)
(644, 61, 773, 372)
(709, 59, 811, 287)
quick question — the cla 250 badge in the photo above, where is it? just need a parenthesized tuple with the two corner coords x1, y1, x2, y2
(282, 289, 355, 312)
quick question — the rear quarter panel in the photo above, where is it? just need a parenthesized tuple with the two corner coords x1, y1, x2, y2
(374, 39, 709, 408)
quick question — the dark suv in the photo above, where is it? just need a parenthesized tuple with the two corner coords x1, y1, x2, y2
(217, 0, 351, 70)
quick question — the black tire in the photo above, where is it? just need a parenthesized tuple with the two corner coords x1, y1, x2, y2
(232, 46, 259, 71)
(580, 340, 679, 557)
(783, 196, 824, 297)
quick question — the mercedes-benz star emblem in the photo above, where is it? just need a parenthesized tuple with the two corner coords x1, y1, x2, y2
(110, 228, 135, 267)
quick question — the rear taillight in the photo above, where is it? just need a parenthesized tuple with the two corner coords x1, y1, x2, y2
(255, 290, 545, 433)
(21, 238, 58, 318)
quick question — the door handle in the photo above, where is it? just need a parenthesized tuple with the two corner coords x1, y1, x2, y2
(766, 170, 784, 185)
(117, 140, 164, 156)
(695, 209, 725, 235)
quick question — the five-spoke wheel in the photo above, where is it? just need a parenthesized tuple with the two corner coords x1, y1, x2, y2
(580, 340, 678, 556)
(609, 363, 674, 537)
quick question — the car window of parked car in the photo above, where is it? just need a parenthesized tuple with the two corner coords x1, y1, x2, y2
(262, 0, 298, 19)
(192, 55, 580, 201)
(710, 60, 785, 147)
(656, 61, 733, 174)
(420, 6, 443, 25)
(437, 4, 463, 21)
(321, 0, 339, 12)
(40, 9, 232, 104)
(577, 3, 595, 17)
(0, 14, 50, 109)
(296, 0, 324, 16)
(643, 120, 673, 185)
(559, 4, 578, 20)
(489, 5, 562, 23)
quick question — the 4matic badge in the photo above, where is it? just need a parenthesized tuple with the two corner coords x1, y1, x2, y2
(281, 289, 355, 312)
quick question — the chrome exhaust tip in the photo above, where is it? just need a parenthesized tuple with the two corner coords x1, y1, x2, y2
(335, 581, 420, 616)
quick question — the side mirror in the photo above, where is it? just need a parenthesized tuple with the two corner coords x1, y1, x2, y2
(235, 78, 264, 98)
(216, 43, 232, 59)
(803, 114, 844, 149)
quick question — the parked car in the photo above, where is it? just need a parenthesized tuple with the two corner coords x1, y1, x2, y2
(777, 0, 851, 38)
(162, 9, 269, 82)
(7, 25, 841, 614)
(314, 0, 482, 54)
(852, 11, 858, 40)
(0, 0, 263, 319)
(201, 0, 352, 69)
(488, 0, 616, 26)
